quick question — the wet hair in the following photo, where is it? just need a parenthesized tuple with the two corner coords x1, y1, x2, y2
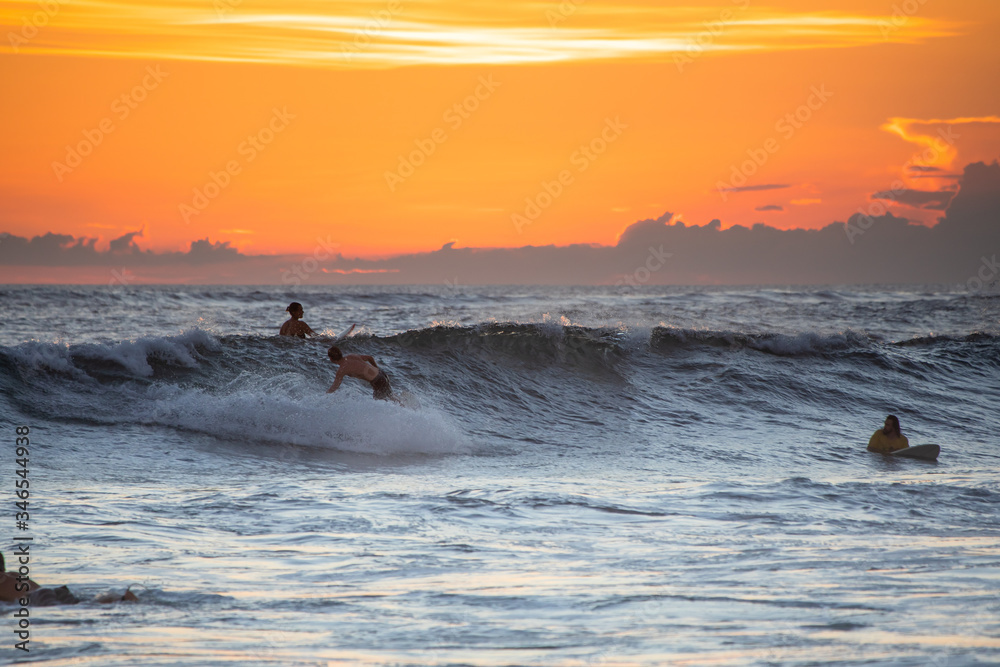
(328, 346, 343, 361)
(286, 302, 302, 314)
(885, 414, 902, 437)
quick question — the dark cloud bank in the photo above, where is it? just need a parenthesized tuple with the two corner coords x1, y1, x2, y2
(0, 232, 241, 266)
(2, 161, 999, 286)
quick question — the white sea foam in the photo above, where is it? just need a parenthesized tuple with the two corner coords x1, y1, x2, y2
(8, 340, 82, 376)
(138, 381, 467, 456)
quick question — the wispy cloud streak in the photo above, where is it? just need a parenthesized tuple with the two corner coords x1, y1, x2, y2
(0, 1, 961, 68)
(881, 116, 1000, 169)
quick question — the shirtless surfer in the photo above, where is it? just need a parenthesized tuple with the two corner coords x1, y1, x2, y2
(279, 302, 317, 338)
(867, 414, 910, 453)
(326, 346, 397, 402)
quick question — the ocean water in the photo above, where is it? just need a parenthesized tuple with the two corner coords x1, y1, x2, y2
(1, 284, 998, 666)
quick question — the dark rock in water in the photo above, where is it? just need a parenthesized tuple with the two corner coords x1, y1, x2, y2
(29, 585, 79, 606)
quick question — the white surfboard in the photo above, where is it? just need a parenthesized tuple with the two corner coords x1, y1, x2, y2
(332, 323, 356, 342)
(890, 444, 940, 461)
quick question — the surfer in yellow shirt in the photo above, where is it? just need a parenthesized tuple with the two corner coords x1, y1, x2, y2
(867, 414, 909, 453)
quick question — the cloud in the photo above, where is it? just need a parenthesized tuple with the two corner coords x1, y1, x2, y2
(187, 239, 243, 264)
(881, 116, 1000, 169)
(4, 161, 999, 286)
(755, 205, 784, 212)
(871, 188, 956, 210)
(108, 228, 145, 254)
(322, 162, 1000, 285)
(0, 232, 97, 266)
(0, 4, 958, 69)
(324, 268, 399, 275)
(933, 161, 1000, 238)
(909, 173, 962, 180)
(718, 184, 792, 195)
(308, 163, 997, 285)
(0, 233, 248, 267)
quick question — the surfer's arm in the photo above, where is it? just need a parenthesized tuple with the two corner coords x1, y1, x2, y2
(302, 322, 317, 337)
(327, 368, 347, 393)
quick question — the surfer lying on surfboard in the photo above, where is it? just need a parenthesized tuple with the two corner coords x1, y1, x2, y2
(326, 345, 399, 403)
(867, 414, 909, 453)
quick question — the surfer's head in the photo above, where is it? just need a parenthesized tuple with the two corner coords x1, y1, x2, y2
(883, 414, 901, 436)
(0, 551, 4, 573)
(286, 302, 303, 318)
(328, 346, 343, 362)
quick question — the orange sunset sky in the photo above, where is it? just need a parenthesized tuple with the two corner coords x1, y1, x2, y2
(2, 0, 1000, 268)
